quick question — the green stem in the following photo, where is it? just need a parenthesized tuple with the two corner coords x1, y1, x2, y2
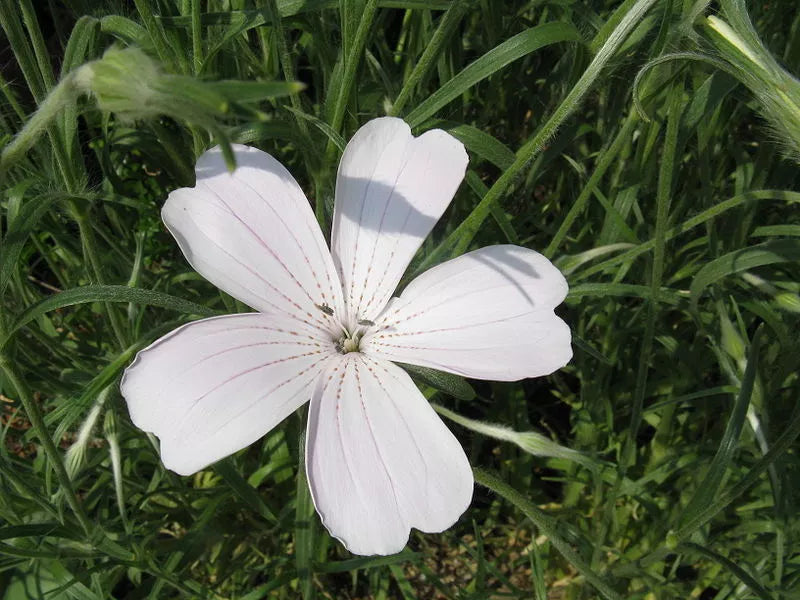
(190, 0, 203, 75)
(591, 84, 684, 569)
(264, 0, 310, 141)
(262, 0, 322, 221)
(626, 85, 683, 465)
(0, 74, 78, 175)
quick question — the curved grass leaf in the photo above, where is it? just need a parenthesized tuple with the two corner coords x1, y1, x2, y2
(690, 239, 800, 309)
(284, 105, 346, 152)
(60, 16, 100, 76)
(678, 327, 762, 528)
(99, 15, 151, 48)
(1, 285, 218, 350)
(576, 190, 800, 280)
(680, 542, 772, 600)
(444, 123, 515, 170)
(406, 22, 581, 127)
(0, 193, 62, 298)
(474, 468, 622, 600)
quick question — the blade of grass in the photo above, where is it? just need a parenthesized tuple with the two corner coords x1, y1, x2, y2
(1, 285, 218, 350)
(414, 0, 660, 272)
(474, 468, 622, 600)
(679, 327, 762, 527)
(405, 22, 581, 128)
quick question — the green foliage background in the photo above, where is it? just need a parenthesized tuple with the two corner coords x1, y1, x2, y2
(0, 0, 798, 598)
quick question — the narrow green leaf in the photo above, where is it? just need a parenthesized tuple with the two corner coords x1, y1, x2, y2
(474, 468, 622, 600)
(316, 551, 419, 573)
(679, 327, 762, 528)
(391, 0, 474, 116)
(567, 283, 683, 305)
(401, 363, 475, 401)
(690, 239, 800, 309)
(99, 15, 151, 48)
(2, 285, 218, 350)
(680, 542, 772, 600)
(0, 192, 62, 298)
(215, 459, 278, 523)
(445, 123, 515, 170)
(284, 105, 346, 151)
(209, 80, 305, 102)
(60, 16, 99, 76)
(406, 23, 581, 127)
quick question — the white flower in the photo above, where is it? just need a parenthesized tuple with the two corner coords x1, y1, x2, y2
(120, 117, 572, 556)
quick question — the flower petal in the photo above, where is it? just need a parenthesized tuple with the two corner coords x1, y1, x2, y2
(163, 145, 344, 334)
(361, 245, 572, 381)
(121, 314, 336, 475)
(332, 117, 468, 325)
(306, 354, 473, 556)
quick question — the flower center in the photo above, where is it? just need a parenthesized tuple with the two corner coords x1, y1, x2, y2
(336, 330, 361, 354)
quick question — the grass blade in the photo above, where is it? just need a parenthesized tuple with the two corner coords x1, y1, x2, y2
(406, 23, 581, 128)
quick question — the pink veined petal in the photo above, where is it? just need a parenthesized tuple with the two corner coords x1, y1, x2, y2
(120, 314, 337, 475)
(361, 245, 572, 381)
(331, 117, 468, 327)
(163, 145, 344, 335)
(305, 354, 473, 556)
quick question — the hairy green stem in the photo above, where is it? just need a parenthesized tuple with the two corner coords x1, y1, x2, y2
(0, 74, 78, 174)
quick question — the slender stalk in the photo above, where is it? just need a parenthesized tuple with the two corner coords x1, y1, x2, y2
(593, 83, 684, 567)
(626, 85, 683, 466)
(264, 0, 310, 142)
(191, 0, 203, 75)
(0, 74, 78, 174)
